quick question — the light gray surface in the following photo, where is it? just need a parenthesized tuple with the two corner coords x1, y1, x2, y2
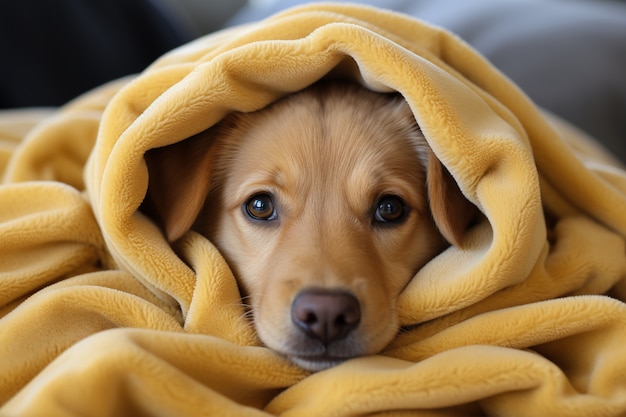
(160, 0, 248, 36)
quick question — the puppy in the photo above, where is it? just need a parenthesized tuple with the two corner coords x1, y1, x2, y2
(145, 82, 477, 371)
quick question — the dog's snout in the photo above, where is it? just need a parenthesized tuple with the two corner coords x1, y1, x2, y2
(291, 290, 361, 345)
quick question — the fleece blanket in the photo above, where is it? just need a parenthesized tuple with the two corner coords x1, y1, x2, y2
(2, 3, 626, 416)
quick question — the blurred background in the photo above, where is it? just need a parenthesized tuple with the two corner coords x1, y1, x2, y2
(1, 0, 624, 160)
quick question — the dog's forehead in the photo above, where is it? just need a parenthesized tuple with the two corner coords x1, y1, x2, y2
(220, 85, 428, 205)
(238, 105, 418, 167)
(237, 86, 421, 158)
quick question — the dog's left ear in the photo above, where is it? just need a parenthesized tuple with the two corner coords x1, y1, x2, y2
(427, 152, 479, 248)
(144, 130, 217, 242)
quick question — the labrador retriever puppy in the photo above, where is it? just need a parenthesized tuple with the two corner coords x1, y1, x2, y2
(145, 81, 477, 371)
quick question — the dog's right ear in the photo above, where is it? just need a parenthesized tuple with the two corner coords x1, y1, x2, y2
(427, 152, 479, 248)
(144, 130, 217, 242)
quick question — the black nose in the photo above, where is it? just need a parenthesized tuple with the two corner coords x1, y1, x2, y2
(291, 289, 361, 345)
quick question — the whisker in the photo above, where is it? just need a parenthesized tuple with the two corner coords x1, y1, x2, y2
(223, 296, 256, 323)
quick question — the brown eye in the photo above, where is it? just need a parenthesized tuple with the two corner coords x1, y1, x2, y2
(244, 193, 277, 221)
(374, 195, 407, 224)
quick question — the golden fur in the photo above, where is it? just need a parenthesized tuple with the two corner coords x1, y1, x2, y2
(145, 82, 476, 371)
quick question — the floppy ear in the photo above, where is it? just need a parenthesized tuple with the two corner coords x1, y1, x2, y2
(144, 130, 217, 242)
(427, 152, 479, 248)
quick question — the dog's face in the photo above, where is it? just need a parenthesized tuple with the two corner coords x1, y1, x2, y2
(146, 83, 476, 371)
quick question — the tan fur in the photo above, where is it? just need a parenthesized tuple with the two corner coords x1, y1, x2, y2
(145, 82, 477, 371)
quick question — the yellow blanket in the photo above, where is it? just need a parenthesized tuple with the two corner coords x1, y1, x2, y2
(2, 3, 626, 416)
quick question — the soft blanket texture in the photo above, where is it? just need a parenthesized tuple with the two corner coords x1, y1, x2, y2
(2, 3, 626, 416)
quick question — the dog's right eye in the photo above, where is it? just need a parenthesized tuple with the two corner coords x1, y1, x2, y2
(244, 193, 277, 221)
(373, 195, 408, 225)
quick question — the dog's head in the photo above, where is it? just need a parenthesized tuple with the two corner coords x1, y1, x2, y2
(145, 82, 477, 371)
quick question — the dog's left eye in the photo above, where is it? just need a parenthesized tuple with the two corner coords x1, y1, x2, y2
(374, 195, 407, 224)
(244, 193, 278, 221)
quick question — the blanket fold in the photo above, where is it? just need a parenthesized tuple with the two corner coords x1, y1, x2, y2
(1, 3, 626, 416)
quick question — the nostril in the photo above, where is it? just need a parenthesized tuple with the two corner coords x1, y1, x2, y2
(301, 311, 318, 325)
(291, 289, 361, 345)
